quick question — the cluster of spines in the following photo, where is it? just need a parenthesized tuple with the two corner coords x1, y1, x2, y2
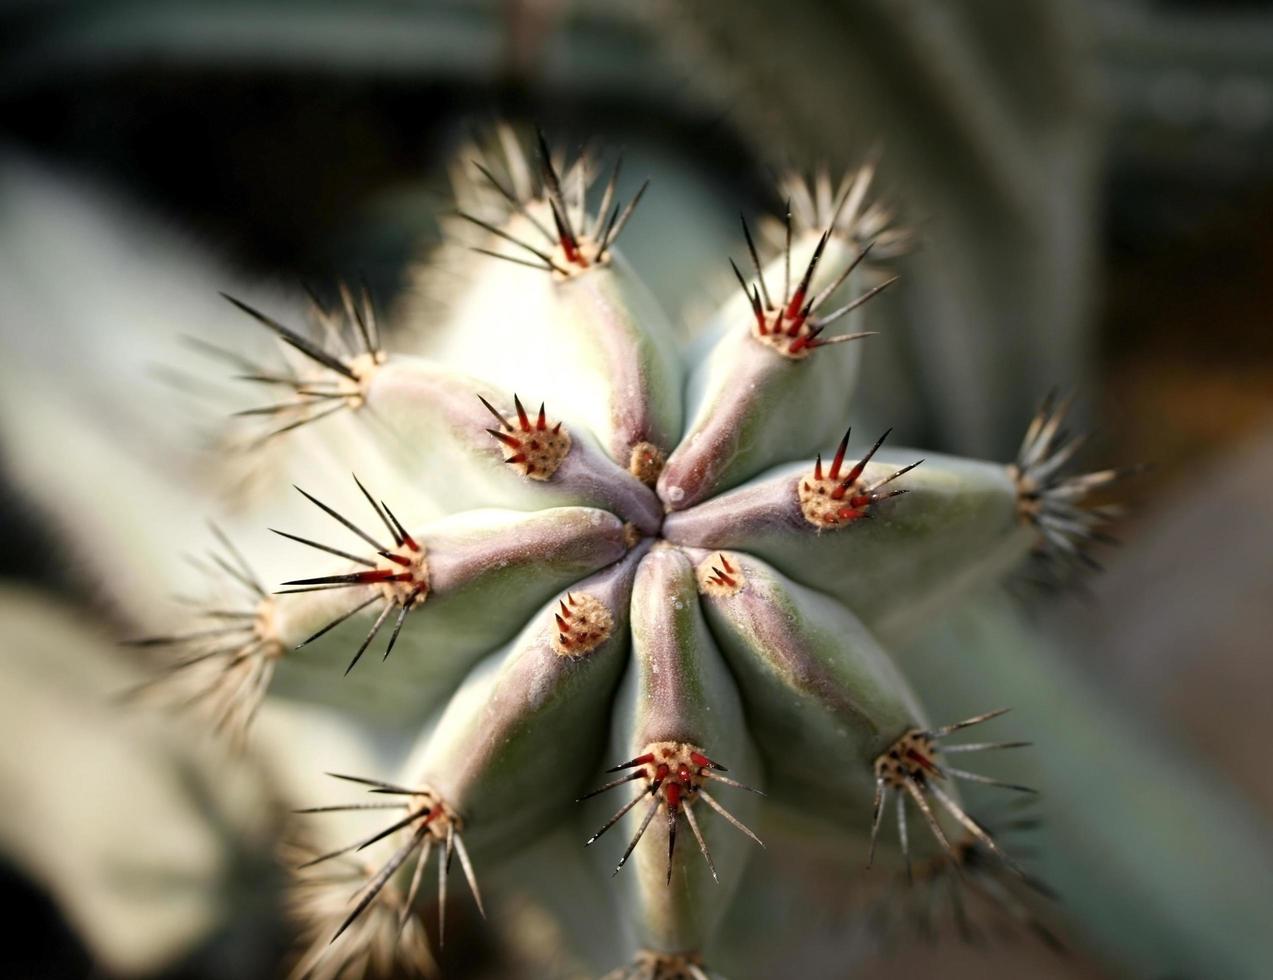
(582, 744, 764, 885)
(275, 477, 428, 674)
(799, 427, 923, 527)
(775, 161, 912, 259)
(122, 523, 282, 745)
(1013, 391, 1141, 583)
(479, 393, 571, 479)
(457, 128, 648, 277)
(551, 592, 614, 657)
(868, 709, 1035, 880)
(731, 211, 896, 357)
(287, 846, 438, 980)
(701, 554, 740, 592)
(294, 774, 484, 949)
(218, 285, 383, 443)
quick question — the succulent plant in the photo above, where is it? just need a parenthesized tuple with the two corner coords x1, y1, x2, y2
(119, 126, 1124, 979)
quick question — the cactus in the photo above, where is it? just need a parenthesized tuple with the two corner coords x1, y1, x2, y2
(93, 126, 1124, 977)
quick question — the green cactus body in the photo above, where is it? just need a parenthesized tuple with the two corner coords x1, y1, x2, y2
(121, 128, 1124, 978)
(604, 546, 762, 955)
(663, 450, 1033, 641)
(688, 548, 925, 812)
(410, 543, 648, 849)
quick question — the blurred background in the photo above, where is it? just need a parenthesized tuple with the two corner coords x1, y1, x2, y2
(1, 1, 1272, 978)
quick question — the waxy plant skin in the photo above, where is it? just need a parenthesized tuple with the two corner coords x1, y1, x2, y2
(126, 126, 1125, 980)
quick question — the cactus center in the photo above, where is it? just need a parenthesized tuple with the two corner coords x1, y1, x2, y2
(550, 592, 614, 657)
(875, 729, 940, 788)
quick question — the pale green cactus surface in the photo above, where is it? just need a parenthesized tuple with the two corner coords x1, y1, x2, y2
(3, 129, 1127, 979)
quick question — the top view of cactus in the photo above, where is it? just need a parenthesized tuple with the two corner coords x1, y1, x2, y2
(100, 126, 1122, 978)
(4, 3, 1273, 980)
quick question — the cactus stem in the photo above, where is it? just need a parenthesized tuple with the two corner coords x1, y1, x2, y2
(585, 742, 764, 881)
(299, 775, 483, 946)
(798, 430, 922, 528)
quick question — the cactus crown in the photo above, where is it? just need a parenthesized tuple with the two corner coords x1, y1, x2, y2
(131, 125, 1126, 978)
